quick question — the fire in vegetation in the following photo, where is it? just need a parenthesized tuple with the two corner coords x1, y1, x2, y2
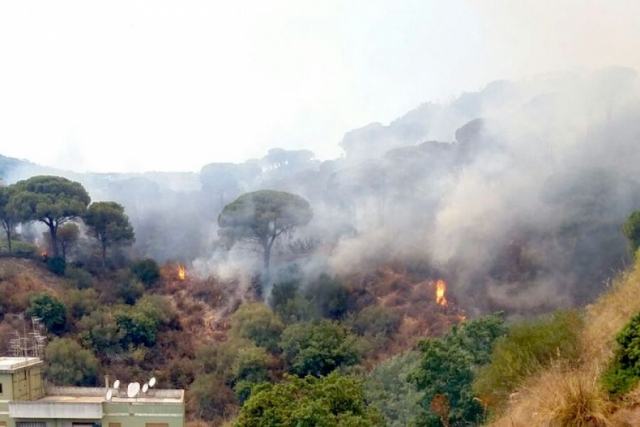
(34, 237, 47, 258)
(177, 265, 186, 281)
(435, 279, 448, 307)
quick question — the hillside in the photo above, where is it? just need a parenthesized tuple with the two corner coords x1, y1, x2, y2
(488, 258, 640, 426)
(0, 254, 468, 425)
(4, 67, 640, 425)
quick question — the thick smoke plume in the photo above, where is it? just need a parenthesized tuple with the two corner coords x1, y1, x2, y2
(3, 66, 640, 315)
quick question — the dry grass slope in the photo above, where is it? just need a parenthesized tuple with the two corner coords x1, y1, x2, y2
(490, 262, 640, 426)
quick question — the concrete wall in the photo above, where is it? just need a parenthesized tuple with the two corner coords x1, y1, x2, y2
(103, 401, 184, 427)
(9, 401, 103, 419)
(0, 373, 14, 400)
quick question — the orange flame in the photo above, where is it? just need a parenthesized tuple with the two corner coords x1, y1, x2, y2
(435, 279, 448, 306)
(34, 237, 47, 257)
(177, 265, 186, 281)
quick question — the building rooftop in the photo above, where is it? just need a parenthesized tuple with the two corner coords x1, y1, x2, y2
(0, 357, 43, 372)
(44, 386, 184, 404)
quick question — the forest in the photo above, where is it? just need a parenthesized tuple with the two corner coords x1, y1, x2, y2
(4, 66, 640, 425)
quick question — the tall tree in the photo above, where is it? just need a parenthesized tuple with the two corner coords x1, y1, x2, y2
(218, 190, 313, 270)
(9, 175, 90, 257)
(84, 201, 134, 267)
(57, 222, 80, 260)
(0, 184, 18, 253)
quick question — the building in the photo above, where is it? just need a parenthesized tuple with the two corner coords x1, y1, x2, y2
(0, 357, 185, 427)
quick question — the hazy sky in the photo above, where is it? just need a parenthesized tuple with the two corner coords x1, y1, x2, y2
(1, 0, 639, 173)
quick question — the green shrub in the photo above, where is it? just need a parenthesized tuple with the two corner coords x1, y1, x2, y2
(473, 310, 583, 412)
(602, 311, 640, 397)
(115, 278, 144, 305)
(45, 338, 99, 386)
(46, 256, 66, 276)
(352, 305, 402, 337)
(236, 372, 385, 427)
(280, 319, 360, 377)
(410, 313, 507, 427)
(130, 258, 161, 287)
(305, 274, 353, 320)
(230, 303, 284, 353)
(365, 350, 422, 427)
(64, 288, 99, 320)
(64, 266, 95, 289)
(26, 293, 67, 335)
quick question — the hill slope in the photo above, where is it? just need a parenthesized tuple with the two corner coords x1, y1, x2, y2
(491, 259, 640, 426)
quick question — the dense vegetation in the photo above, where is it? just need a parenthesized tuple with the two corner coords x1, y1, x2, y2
(4, 68, 640, 425)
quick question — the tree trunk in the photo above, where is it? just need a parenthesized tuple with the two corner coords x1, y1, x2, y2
(101, 241, 107, 269)
(49, 225, 59, 257)
(263, 244, 271, 271)
(3, 224, 12, 253)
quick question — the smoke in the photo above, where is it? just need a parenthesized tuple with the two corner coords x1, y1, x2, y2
(322, 67, 640, 312)
(3, 66, 640, 315)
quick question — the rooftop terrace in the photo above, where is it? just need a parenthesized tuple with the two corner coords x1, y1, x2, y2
(0, 357, 42, 372)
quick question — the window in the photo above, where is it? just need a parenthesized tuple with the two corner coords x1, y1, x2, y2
(17, 423, 46, 427)
(0, 382, 3, 394)
(108, 424, 121, 427)
(145, 424, 168, 427)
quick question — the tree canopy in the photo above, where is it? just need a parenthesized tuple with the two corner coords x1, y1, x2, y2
(235, 372, 385, 427)
(229, 303, 284, 353)
(218, 190, 313, 270)
(44, 338, 99, 386)
(409, 313, 507, 427)
(9, 175, 91, 257)
(84, 201, 135, 267)
(26, 292, 68, 335)
(279, 319, 360, 377)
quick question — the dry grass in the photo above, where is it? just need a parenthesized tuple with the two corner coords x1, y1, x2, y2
(489, 262, 640, 426)
(490, 365, 612, 427)
(581, 269, 640, 368)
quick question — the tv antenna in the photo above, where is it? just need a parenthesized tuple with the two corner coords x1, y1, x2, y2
(106, 389, 113, 401)
(113, 379, 120, 390)
(149, 377, 156, 388)
(8, 315, 46, 358)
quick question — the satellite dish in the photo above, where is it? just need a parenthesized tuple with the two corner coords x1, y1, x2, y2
(142, 383, 149, 393)
(106, 389, 113, 401)
(149, 377, 156, 388)
(113, 380, 120, 389)
(127, 382, 141, 398)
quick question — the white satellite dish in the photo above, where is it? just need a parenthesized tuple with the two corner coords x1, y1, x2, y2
(149, 377, 156, 388)
(127, 382, 141, 398)
(106, 389, 113, 401)
(113, 380, 120, 389)
(142, 383, 149, 393)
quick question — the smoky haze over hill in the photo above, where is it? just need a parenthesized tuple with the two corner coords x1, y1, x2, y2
(3, 66, 640, 315)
